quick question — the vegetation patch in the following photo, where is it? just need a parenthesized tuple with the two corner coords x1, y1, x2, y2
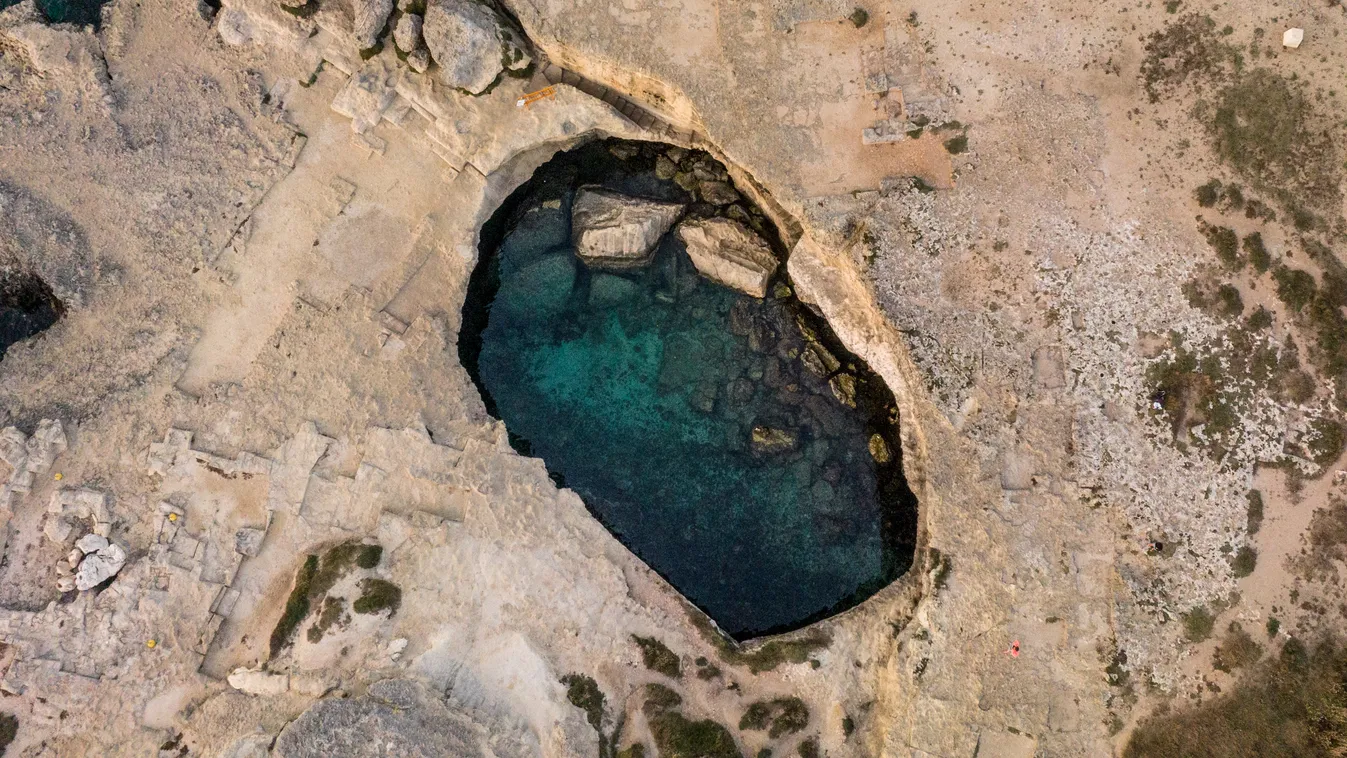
(0, 712, 16, 755)
(1247, 489, 1264, 535)
(1213, 622, 1264, 672)
(560, 673, 605, 731)
(1242, 233, 1271, 273)
(616, 745, 646, 758)
(943, 134, 969, 154)
(644, 683, 684, 715)
(1203, 69, 1342, 215)
(1307, 419, 1345, 468)
(1232, 545, 1257, 578)
(1273, 266, 1317, 313)
(649, 711, 742, 758)
(847, 7, 868, 27)
(352, 577, 402, 616)
(306, 595, 347, 643)
(1183, 605, 1215, 642)
(269, 554, 319, 658)
(1125, 636, 1347, 757)
(1200, 224, 1241, 270)
(797, 737, 820, 758)
(632, 635, 682, 679)
(1294, 497, 1347, 582)
(1140, 15, 1237, 102)
(739, 698, 810, 738)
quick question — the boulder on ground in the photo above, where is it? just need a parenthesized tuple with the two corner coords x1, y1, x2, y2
(676, 217, 779, 298)
(393, 12, 423, 53)
(571, 188, 684, 269)
(422, 0, 527, 93)
(228, 667, 290, 697)
(352, 0, 394, 49)
(74, 540, 126, 590)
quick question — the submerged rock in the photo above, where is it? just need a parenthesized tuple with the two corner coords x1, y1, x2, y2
(698, 180, 740, 206)
(423, 0, 507, 93)
(751, 425, 797, 453)
(677, 217, 779, 298)
(495, 254, 576, 321)
(571, 188, 684, 270)
(868, 434, 892, 463)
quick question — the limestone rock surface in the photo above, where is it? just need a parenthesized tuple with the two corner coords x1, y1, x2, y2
(273, 679, 495, 758)
(676, 217, 779, 297)
(422, 0, 505, 93)
(571, 187, 683, 269)
(352, 0, 394, 49)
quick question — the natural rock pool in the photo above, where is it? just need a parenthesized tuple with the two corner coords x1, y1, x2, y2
(461, 140, 917, 638)
(0, 272, 62, 362)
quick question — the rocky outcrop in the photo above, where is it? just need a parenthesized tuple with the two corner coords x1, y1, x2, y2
(422, 0, 529, 94)
(73, 536, 126, 591)
(676, 217, 779, 298)
(351, 0, 394, 50)
(571, 188, 684, 269)
(274, 680, 499, 758)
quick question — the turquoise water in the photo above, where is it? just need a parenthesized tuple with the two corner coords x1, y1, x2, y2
(461, 141, 915, 637)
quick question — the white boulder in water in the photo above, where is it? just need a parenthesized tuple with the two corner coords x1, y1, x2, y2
(571, 188, 684, 269)
(676, 217, 779, 298)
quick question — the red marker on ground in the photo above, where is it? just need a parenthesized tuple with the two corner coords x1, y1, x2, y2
(1005, 640, 1021, 658)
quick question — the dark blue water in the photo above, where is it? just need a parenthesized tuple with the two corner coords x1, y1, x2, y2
(461, 141, 915, 638)
(0, 0, 111, 27)
(0, 274, 62, 361)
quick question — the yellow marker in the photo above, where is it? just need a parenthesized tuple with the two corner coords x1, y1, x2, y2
(53, 473, 63, 481)
(146, 639, 157, 649)
(168, 513, 178, 522)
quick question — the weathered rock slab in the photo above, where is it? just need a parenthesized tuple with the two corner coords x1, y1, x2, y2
(422, 0, 507, 93)
(571, 188, 683, 269)
(677, 217, 778, 297)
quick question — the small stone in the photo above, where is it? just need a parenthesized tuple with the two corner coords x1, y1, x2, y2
(393, 12, 423, 53)
(56, 575, 76, 593)
(1282, 28, 1304, 48)
(407, 48, 430, 73)
(868, 434, 892, 463)
(76, 533, 108, 554)
(698, 180, 740, 206)
(67, 547, 83, 567)
(228, 667, 290, 697)
(655, 155, 677, 180)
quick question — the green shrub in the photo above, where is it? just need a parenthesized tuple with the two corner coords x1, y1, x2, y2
(616, 745, 646, 758)
(270, 554, 319, 657)
(1215, 284, 1244, 317)
(1247, 489, 1265, 535)
(355, 544, 383, 568)
(1195, 179, 1222, 207)
(560, 674, 605, 730)
(943, 134, 969, 154)
(0, 713, 16, 755)
(1246, 306, 1273, 331)
(1203, 225, 1241, 269)
(1184, 605, 1216, 642)
(644, 683, 683, 714)
(306, 595, 347, 643)
(1273, 266, 1317, 311)
(797, 737, 819, 758)
(632, 635, 682, 679)
(848, 7, 869, 27)
(352, 577, 402, 615)
(648, 711, 741, 758)
(1243, 232, 1271, 272)
(738, 698, 810, 738)
(1232, 545, 1258, 578)
(1307, 419, 1345, 468)
(1141, 15, 1235, 101)
(1213, 622, 1263, 672)
(686, 612, 829, 674)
